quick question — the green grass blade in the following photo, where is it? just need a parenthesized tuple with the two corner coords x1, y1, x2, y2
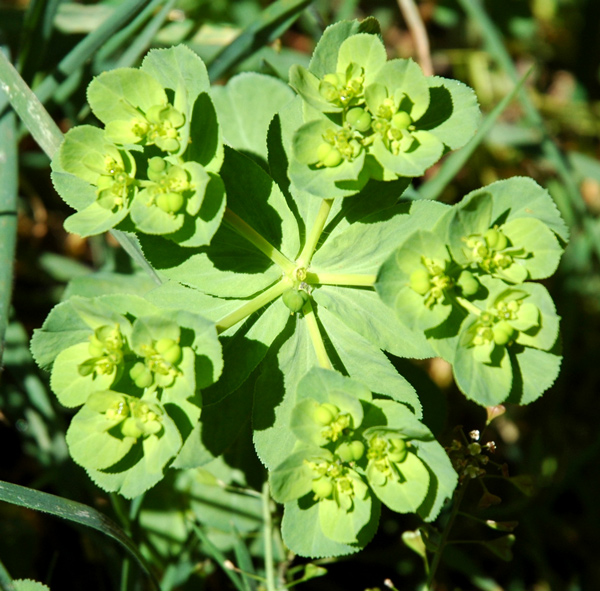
(18, 0, 62, 83)
(33, 0, 156, 105)
(0, 65, 18, 365)
(112, 0, 177, 69)
(207, 0, 312, 81)
(231, 526, 257, 591)
(456, 0, 596, 255)
(418, 67, 533, 201)
(0, 50, 63, 159)
(192, 523, 246, 591)
(94, 0, 174, 70)
(0, 479, 160, 591)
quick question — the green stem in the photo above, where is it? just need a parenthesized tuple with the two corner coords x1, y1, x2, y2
(297, 199, 334, 267)
(305, 272, 376, 287)
(302, 299, 332, 370)
(215, 279, 290, 334)
(262, 481, 277, 591)
(223, 207, 296, 274)
(454, 295, 482, 317)
(425, 482, 468, 589)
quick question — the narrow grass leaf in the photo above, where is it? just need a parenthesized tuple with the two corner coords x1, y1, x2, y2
(95, 0, 175, 71)
(0, 479, 160, 591)
(207, 0, 312, 81)
(0, 558, 16, 591)
(33, 0, 155, 105)
(0, 51, 62, 159)
(191, 523, 246, 591)
(0, 52, 18, 364)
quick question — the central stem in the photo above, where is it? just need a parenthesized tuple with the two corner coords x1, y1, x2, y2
(302, 299, 332, 370)
(297, 199, 334, 268)
(305, 272, 376, 287)
(215, 279, 291, 334)
(223, 207, 296, 274)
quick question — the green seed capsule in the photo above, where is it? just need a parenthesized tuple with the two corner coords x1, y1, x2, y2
(409, 268, 431, 295)
(313, 405, 335, 426)
(391, 111, 411, 130)
(322, 147, 342, 168)
(484, 228, 508, 251)
(337, 440, 366, 462)
(311, 477, 334, 499)
(457, 270, 479, 297)
(121, 417, 143, 439)
(157, 192, 185, 213)
(130, 361, 153, 388)
(155, 338, 182, 364)
(492, 320, 515, 346)
(388, 438, 408, 463)
(282, 288, 309, 313)
(346, 107, 372, 132)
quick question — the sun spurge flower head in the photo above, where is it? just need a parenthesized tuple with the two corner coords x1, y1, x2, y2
(269, 368, 456, 552)
(287, 27, 480, 198)
(31, 293, 223, 498)
(51, 45, 224, 247)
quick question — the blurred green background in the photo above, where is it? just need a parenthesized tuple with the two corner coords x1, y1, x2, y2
(1, 0, 599, 590)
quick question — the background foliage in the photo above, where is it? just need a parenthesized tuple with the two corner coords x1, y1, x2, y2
(1, 0, 599, 589)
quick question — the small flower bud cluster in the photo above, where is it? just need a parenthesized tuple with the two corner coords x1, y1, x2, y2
(448, 430, 497, 483)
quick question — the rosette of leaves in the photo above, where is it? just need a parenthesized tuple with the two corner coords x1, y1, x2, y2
(30, 294, 223, 497)
(51, 45, 225, 246)
(377, 177, 567, 406)
(269, 369, 456, 557)
(286, 21, 480, 198)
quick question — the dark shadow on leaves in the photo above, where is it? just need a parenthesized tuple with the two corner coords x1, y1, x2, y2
(415, 85, 453, 131)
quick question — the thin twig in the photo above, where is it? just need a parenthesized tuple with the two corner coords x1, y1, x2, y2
(397, 0, 434, 76)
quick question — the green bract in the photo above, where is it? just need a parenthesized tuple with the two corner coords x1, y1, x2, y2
(288, 26, 480, 198)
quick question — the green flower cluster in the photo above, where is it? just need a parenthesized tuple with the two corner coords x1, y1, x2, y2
(51, 46, 223, 246)
(287, 29, 480, 197)
(376, 178, 566, 406)
(269, 369, 453, 548)
(31, 294, 223, 498)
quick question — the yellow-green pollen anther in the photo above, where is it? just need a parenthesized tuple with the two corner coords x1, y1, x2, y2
(305, 458, 359, 508)
(463, 227, 521, 274)
(96, 155, 135, 211)
(367, 435, 411, 483)
(145, 159, 191, 214)
(316, 127, 363, 168)
(409, 257, 452, 308)
(78, 324, 125, 377)
(105, 397, 163, 439)
(318, 65, 365, 108)
(143, 103, 186, 153)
